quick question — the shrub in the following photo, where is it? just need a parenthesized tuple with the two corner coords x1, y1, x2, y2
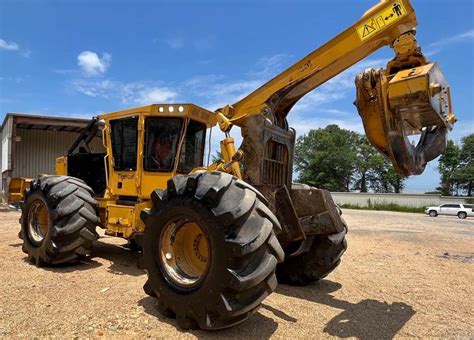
(340, 203, 425, 213)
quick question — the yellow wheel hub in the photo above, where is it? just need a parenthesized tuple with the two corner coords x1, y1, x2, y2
(160, 220, 210, 288)
(27, 199, 49, 244)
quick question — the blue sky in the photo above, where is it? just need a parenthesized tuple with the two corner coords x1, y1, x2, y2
(1, 0, 473, 192)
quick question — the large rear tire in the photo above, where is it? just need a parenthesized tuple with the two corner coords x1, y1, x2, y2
(20, 176, 99, 266)
(137, 172, 284, 330)
(276, 228, 347, 285)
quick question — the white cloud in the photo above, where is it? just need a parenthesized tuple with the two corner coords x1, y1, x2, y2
(21, 49, 31, 58)
(0, 39, 32, 58)
(0, 38, 19, 51)
(181, 54, 292, 110)
(291, 58, 386, 114)
(135, 87, 178, 104)
(183, 75, 262, 110)
(77, 51, 111, 76)
(193, 36, 216, 52)
(279, 57, 389, 141)
(449, 119, 474, 143)
(426, 29, 474, 55)
(164, 37, 184, 49)
(71, 78, 178, 105)
(158, 34, 217, 51)
(289, 114, 365, 138)
(251, 53, 291, 79)
(320, 108, 353, 116)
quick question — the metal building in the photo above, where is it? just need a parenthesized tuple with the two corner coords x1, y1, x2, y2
(1, 113, 104, 193)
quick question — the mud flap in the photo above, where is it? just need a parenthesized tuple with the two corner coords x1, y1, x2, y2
(254, 185, 305, 245)
(289, 184, 346, 235)
(255, 184, 346, 248)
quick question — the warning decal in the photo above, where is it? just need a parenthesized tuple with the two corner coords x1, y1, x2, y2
(356, 1, 407, 41)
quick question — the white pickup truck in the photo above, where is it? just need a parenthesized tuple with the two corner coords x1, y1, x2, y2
(425, 203, 474, 219)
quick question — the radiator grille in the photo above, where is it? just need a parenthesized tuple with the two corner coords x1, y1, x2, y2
(262, 140, 288, 185)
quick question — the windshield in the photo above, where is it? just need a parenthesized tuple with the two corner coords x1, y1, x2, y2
(144, 117, 183, 172)
(143, 117, 206, 173)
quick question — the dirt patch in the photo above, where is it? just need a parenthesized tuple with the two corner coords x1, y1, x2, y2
(0, 209, 473, 338)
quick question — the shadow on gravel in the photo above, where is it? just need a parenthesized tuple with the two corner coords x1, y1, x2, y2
(18, 237, 145, 275)
(138, 296, 279, 338)
(92, 239, 144, 276)
(21, 256, 102, 272)
(278, 280, 415, 339)
(261, 303, 297, 323)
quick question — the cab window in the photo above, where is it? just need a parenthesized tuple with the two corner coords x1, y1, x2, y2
(177, 120, 207, 173)
(144, 117, 183, 172)
(110, 117, 138, 171)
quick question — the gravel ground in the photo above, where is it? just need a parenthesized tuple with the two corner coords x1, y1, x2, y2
(0, 209, 473, 338)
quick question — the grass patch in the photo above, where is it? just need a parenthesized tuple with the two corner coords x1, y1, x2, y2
(340, 203, 425, 214)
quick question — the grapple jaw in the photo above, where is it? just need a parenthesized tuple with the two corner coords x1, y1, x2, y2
(355, 63, 455, 176)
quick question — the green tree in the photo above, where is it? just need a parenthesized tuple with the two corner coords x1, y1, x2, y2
(365, 156, 405, 193)
(382, 163, 406, 193)
(352, 135, 406, 193)
(437, 140, 461, 195)
(212, 151, 222, 163)
(295, 125, 406, 193)
(352, 135, 379, 192)
(453, 134, 474, 196)
(294, 125, 358, 191)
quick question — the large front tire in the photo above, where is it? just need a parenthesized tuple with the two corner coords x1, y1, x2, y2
(20, 176, 99, 266)
(138, 172, 284, 330)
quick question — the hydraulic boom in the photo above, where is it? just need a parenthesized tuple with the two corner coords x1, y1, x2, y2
(214, 0, 455, 177)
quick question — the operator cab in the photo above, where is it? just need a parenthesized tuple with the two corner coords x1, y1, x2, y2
(98, 104, 217, 199)
(64, 104, 217, 199)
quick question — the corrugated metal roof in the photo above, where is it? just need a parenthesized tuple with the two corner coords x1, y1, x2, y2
(1, 112, 96, 132)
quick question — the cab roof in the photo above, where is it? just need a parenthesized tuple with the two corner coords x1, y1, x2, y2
(98, 103, 217, 127)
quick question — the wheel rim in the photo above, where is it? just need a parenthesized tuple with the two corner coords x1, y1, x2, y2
(27, 199, 49, 245)
(159, 219, 210, 289)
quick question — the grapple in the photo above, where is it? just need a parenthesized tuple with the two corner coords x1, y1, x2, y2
(355, 62, 456, 176)
(355, 30, 456, 177)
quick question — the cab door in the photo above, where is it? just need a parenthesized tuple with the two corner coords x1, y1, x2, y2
(108, 116, 140, 197)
